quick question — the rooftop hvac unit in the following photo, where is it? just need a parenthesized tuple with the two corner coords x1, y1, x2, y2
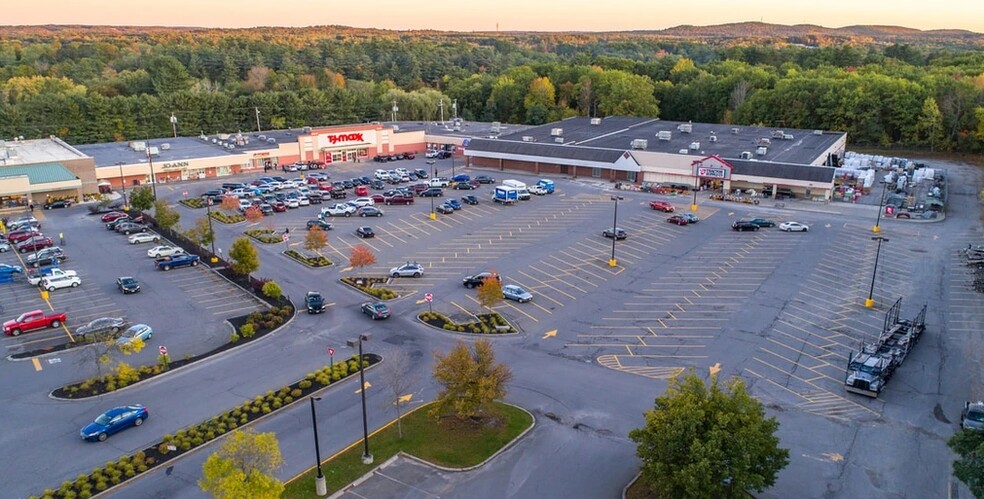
(657, 131, 672, 141)
(302, 127, 312, 133)
(782, 133, 794, 140)
(631, 139, 648, 150)
(689, 141, 700, 150)
(211, 138, 218, 143)
(731, 127, 740, 135)
(130, 141, 147, 152)
(740, 151, 752, 159)
(453, 124, 461, 131)
(147, 146, 160, 156)
(393, 125, 400, 131)
(491, 122, 501, 132)
(756, 146, 768, 156)
(522, 136, 534, 142)
(550, 128, 564, 137)
(813, 130, 823, 135)
(679, 149, 689, 154)
(258, 135, 267, 141)
(757, 138, 771, 147)
(160, 143, 171, 151)
(590, 118, 602, 126)
(227, 144, 235, 149)
(771, 130, 786, 139)
(708, 135, 718, 142)
(267, 138, 276, 144)
(678, 123, 693, 133)
(554, 137, 564, 143)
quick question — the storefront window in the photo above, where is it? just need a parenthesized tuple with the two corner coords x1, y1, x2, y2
(627, 171, 637, 182)
(0, 195, 27, 209)
(592, 168, 602, 178)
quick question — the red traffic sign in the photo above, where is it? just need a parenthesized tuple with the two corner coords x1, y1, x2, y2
(327, 347, 335, 356)
(207, 197, 214, 206)
(182, 191, 188, 197)
(424, 293, 433, 302)
(281, 233, 289, 242)
(159, 345, 168, 356)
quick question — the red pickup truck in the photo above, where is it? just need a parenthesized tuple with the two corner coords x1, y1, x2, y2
(3, 310, 67, 336)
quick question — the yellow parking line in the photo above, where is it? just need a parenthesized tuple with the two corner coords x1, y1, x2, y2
(517, 270, 578, 301)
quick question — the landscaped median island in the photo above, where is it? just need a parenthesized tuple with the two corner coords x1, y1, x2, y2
(178, 197, 205, 209)
(30, 355, 380, 499)
(52, 304, 295, 399)
(209, 211, 245, 224)
(284, 250, 332, 267)
(418, 310, 516, 334)
(244, 228, 284, 244)
(340, 276, 398, 300)
(282, 401, 532, 499)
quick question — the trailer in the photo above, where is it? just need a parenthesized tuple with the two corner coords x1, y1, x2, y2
(492, 186, 519, 205)
(845, 298, 927, 397)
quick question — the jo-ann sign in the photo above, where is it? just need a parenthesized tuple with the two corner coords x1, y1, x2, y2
(325, 133, 365, 145)
(691, 155, 733, 180)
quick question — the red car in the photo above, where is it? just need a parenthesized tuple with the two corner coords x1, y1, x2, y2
(383, 194, 415, 205)
(3, 309, 66, 336)
(649, 200, 675, 212)
(6, 229, 42, 244)
(18, 237, 54, 253)
(667, 215, 689, 225)
(370, 194, 385, 203)
(101, 212, 129, 223)
(272, 202, 288, 213)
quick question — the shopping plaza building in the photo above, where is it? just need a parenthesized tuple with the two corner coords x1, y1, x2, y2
(0, 116, 846, 209)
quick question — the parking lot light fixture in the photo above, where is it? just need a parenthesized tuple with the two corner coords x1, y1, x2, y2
(692, 173, 699, 212)
(873, 181, 888, 233)
(117, 162, 127, 210)
(429, 195, 436, 220)
(609, 195, 623, 267)
(309, 396, 327, 496)
(347, 333, 373, 464)
(865, 236, 889, 308)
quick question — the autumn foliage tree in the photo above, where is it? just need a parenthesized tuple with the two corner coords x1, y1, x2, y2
(243, 205, 263, 224)
(430, 339, 512, 422)
(199, 429, 284, 499)
(476, 275, 503, 311)
(304, 226, 328, 254)
(349, 245, 376, 271)
(220, 195, 240, 212)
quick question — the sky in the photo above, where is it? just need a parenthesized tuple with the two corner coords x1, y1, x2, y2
(4, 0, 984, 33)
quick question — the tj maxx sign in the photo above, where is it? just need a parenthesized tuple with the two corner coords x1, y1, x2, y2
(317, 130, 375, 148)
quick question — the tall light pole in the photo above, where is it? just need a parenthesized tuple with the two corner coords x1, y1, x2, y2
(872, 180, 888, 233)
(429, 193, 436, 220)
(865, 236, 889, 308)
(691, 172, 700, 212)
(117, 162, 128, 209)
(609, 195, 623, 267)
(347, 333, 373, 464)
(145, 147, 158, 200)
(169, 113, 178, 138)
(309, 396, 327, 495)
(205, 197, 217, 262)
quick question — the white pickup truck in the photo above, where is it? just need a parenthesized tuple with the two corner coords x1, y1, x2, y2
(429, 177, 450, 188)
(28, 268, 77, 286)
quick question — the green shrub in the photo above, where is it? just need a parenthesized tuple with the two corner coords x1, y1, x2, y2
(239, 323, 255, 338)
(247, 311, 263, 323)
(261, 281, 283, 299)
(299, 380, 312, 389)
(290, 388, 302, 397)
(284, 395, 293, 404)
(229, 332, 240, 343)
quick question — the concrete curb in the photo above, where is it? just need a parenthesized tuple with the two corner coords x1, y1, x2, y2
(622, 471, 642, 499)
(414, 313, 520, 337)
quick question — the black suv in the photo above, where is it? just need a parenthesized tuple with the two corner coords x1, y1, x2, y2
(744, 218, 776, 228)
(462, 272, 501, 289)
(732, 221, 760, 231)
(419, 188, 444, 197)
(305, 291, 326, 314)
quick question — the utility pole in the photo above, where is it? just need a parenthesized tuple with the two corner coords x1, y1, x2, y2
(438, 99, 445, 126)
(169, 113, 178, 138)
(452, 99, 458, 121)
(391, 100, 399, 122)
(255, 107, 262, 133)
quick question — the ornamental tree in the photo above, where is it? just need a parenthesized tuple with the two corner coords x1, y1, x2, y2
(430, 339, 512, 422)
(229, 237, 259, 276)
(199, 429, 284, 499)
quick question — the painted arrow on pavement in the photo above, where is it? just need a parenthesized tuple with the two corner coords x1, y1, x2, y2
(709, 362, 721, 376)
(542, 329, 557, 339)
(355, 381, 372, 394)
(398, 394, 413, 403)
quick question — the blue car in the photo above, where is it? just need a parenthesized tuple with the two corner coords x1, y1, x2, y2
(451, 174, 470, 183)
(80, 404, 149, 442)
(446, 199, 463, 210)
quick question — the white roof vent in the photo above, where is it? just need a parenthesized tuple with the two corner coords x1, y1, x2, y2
(757, 138, 772, 147)
(147, 146, 160, 156)
(554, 137, 564, 143)
(731, 127, 740, 135)
(782, 133, 794, 140)
(590, 118, 602, 126)
(227, 144, 235, 149)
(130, 141, 147, 152)
(756, 146, 768, 156)
(267, 138, 276, 144)
(302, 127, 313, 133)
(491, 122, 502, 132)
(211, 138, 218, 143)
(771, 130, 786, 139)
(708, 135, 718, 142)
(689, 141, 700, 150)
(678, 123, 693, 133)
(160, 143, 171, 151)
(522, 136, 534, 142)
(678, 149, 689, 154)
(657, 131, 672, 141)
(631, 139, 648, 150)
(258, 135, 267, 141)
(813, 129, 823, 135)
(740, 151, 752, 159)
(550, 128, 564, 137)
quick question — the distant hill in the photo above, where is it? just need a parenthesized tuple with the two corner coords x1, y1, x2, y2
(649, 21, 982, 44)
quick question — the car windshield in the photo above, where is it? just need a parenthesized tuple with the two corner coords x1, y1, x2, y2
(968, 410, 984, 423)
(94, 414, 111, 425)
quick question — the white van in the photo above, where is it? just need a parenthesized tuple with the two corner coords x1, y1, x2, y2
(41, 274, 81, 291)
(502, 180, 531, 200)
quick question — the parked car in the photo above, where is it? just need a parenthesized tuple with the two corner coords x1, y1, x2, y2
(679, 213, 700, 224)
(27, 247, 65, 266)
(117, 324, 153, 345)
(76, 317, 127, 339)
(732, 221, 760, 231)
(463, 272, 500, 289)
(390, 262, 424, 278)
(361, 302, 391, 320)
(383, 194, 414, 205)
(420, 188, 445, 198)
(259, 203, 275, 215)
(357, 206, 384, 217)
(128, 232, 160, 244)
(115, 222, 148, 235)
(100, 212, 129, 223)
(3, 310, 66, 336)
(42, 274, 81, 291)
(18, 237, 54, 253)
(446, 199, 463, 210)
(0, 263, 23, 275)
(743, 218, 776, 228)
(305, 291, 327, 314)
(321, 203, 356, 217)
(117, 276, 141, 294)
(0, 241, 10, 253)
(306, 219, 333, 231)
(414, 169, 429, 178)
(435, 203, 454, 214)
(461, 195, 479, 205)
(155, 254, 201, 271)
(503, 284, 534, 303)
(356, 226, 375, 238)
(80, 405, 149, 442)
(649, 200, 675, 212)
(667, 215, 689, 225)
(603, 227, 627, 240)
(7, 229, 42, 243)
(147, 245, 184, 259)
(454, 182, 477, 190)
(475, 175, 495, 184)
(778, 221, 810, 232)
(43, 199, 71, 210)
(529, 185, 548, 195)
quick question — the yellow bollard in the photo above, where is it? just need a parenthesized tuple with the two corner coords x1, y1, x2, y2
(864, 298, 875, 308)
(609, 258, 617, 268)
(872, 225, 881, 233)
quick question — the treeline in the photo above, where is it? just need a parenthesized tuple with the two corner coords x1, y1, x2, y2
(0, 28, 983, 152)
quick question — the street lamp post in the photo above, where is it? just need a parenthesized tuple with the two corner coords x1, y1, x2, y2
(429, 194, 436, 221)
(117, 162, 128, 209)
(609, 195, 623, 267)
(865, 236, 889, 308)
(347, 334, 373, 464)
(309, 396, 327, 496)
(692, 172, 700, 212)
(449, 153, 455, 178)
(205, 197, 217, 261)
(146, 148, 158, 200)
(872, 180, 888, 233)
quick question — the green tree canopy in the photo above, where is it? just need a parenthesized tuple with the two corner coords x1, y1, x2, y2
(153, 199, 180, 230)
(629, 371, 789, 498)
(128, 185, 155, 212)
(228, 237, 260, 275)
(199, 429, 284, 499)
(948, 429, 984, 497)
(430, 339, 512, 421)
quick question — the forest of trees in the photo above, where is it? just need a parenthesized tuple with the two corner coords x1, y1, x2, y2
(0, 26, 983, 153)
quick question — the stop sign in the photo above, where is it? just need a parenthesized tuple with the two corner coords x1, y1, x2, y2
(424, 293, 433, 302)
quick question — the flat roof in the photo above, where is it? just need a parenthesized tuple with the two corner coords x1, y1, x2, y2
(0, 163, 79, 184)
(495, 116, 844, 165)
(200, 129, 303, 152)
(394, 120, 536, 139)
(76, 137, 241, 168)
(0, 138, 88, 166)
